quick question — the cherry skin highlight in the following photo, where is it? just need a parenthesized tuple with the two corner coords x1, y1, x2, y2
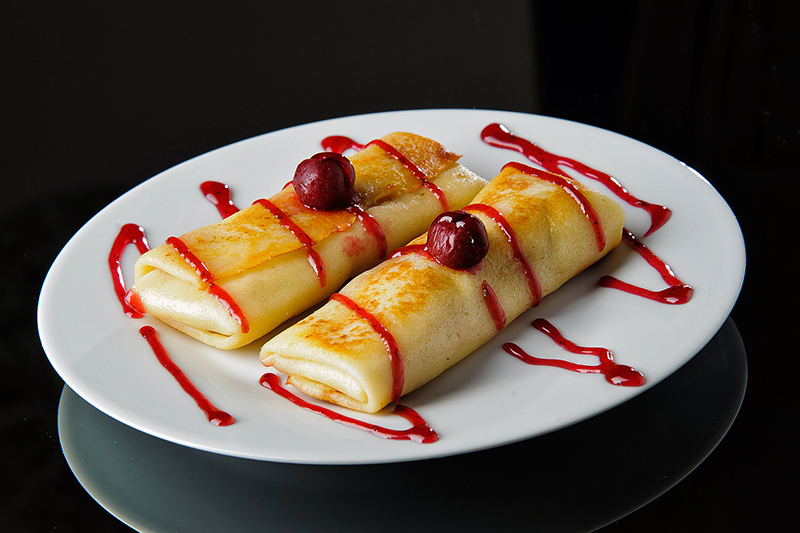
(427, 211, 490, 269)
(293, 152, 356, 210)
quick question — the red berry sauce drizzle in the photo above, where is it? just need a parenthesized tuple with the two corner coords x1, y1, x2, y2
(348, 204, 388, 260)
(332, 293, 405, 403)
(200, 180, 239, 218)
(479, 123, 697, 386)
(481, 123, 692, 306)
(504, 319, 646, 387)
(466, 203, 542, 308)
(253, 198, 327, 287)
(259, 373, 438, 443)
(322, 135, 450, 211)
(140, 325, 235, 425)
(599, 228, 693, 304)
(503, 162, 606, 251)
(106, 184, 243, 426)
(109, 223, 150, 317)
(321, 135, 365, 153)
(165, 236, 214, 283)
(389, 245, 508, 333)
(481, 281, 506, 331)
(481, 123, 671, 237)
(165, 235, 250, 332)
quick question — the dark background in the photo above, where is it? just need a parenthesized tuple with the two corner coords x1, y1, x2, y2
(2, 1, 797, 531)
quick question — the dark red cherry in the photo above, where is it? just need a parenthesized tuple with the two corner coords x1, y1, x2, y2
(293, 152, 356, 210)
(427, 211, 489, 269)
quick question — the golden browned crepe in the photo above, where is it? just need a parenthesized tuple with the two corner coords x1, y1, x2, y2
(128, 132, 487, 349)
(259, 163, 626, 413)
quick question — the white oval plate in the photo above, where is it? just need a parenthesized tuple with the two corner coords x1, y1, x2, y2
(39, 109, 745, 464)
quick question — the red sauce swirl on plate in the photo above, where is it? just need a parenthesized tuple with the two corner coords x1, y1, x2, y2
(504, 318, 646, 387)
(481, 123, 671, 237)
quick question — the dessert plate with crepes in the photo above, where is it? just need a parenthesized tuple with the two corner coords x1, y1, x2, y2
(39, 109, 745, 464)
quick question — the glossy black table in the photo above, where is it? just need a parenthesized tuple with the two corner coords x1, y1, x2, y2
(58, 318, 746, 532)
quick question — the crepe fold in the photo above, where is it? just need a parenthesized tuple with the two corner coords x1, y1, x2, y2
(259, 163, 626, 413)
(128, 132, 487, 349)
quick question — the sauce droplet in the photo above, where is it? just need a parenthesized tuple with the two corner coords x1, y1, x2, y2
(200, 181, 240, 218)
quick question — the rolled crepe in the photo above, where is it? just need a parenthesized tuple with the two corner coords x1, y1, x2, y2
(259, 162, 626, 413)
(128, 132, 487, 349)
